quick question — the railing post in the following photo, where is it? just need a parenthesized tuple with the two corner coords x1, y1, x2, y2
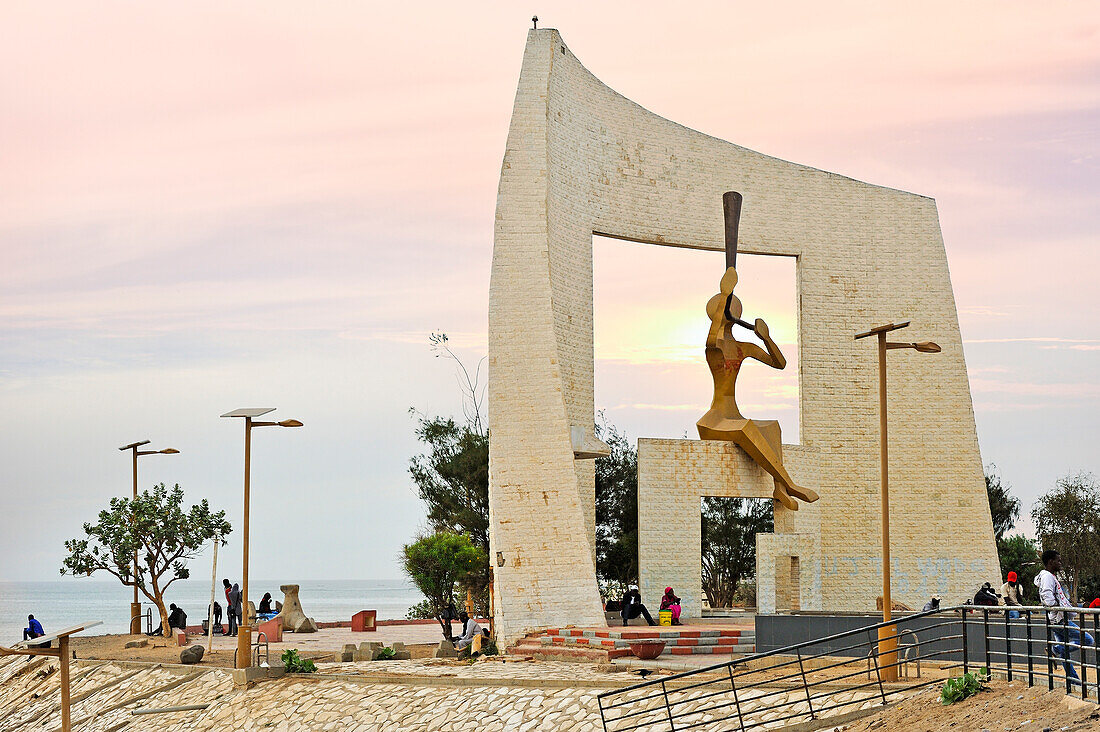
(1062, 613, 1072, 694)
(796, 647, 815, 719)
(727, 664, 745, 732)
(982, 608, 991, 671)
(961, 608, 969, 675)
(1045, 610, 1054, 691)
(598, 695, 608, 732)
(661, 680, 675, 732)
(1004, 608, 1012, 681)
(870, 640, 887, 706)
(1026, 608, 1034, 687)
(1093, 611, 1099, 700)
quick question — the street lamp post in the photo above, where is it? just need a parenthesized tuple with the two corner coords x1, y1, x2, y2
(221, 408, 302, 669)
(855, 322, 940, 683)
(119, 441, 179, 634)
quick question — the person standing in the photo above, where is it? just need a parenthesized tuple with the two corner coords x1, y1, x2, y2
(1035, 549, 1095, 686)
(1001, 571, 1024, 619)
(223, 579, 241, 636)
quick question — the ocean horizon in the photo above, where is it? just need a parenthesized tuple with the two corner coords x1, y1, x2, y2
(1, 578, 425, 640)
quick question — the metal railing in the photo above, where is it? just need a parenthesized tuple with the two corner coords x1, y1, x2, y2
(130, 607, 153, 636)
(232, 631, 270, 667)
(964, 604, 1100, 701)
(598, 606, 964, 732)
(598, 604, 1100, 731)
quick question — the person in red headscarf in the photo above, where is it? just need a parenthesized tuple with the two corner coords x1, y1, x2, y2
(1001, 571, 1024, 619)
(1088, 598, 1100, 609)
(660, 587, 682, 625)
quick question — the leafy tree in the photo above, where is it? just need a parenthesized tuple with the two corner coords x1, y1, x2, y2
(595, 415, 638, 596)
(985, 465, 1020, 543)
(701, 497, 773, 608)
(1032, 472, 1100, 603)
(401, 531, 485, 639)
(61, 483, 230, 638)
(409, 333, 490, 614)
(408, 418, 489, 612)
(996, 534, 1039, 602)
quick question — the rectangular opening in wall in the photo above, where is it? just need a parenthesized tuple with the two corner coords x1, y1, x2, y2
(700, 496, 773, 611)
(593, 235, 799, 443)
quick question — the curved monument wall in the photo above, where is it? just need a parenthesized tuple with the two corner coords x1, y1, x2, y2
(489, 28, 998, 641)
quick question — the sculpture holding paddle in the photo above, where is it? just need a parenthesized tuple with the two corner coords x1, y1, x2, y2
(696, 192, 819, 511)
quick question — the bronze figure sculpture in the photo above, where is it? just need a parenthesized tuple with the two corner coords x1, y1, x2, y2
(697, 192, 819, 511)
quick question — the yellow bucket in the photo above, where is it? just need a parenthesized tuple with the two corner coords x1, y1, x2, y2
(658, 610, 673, 626)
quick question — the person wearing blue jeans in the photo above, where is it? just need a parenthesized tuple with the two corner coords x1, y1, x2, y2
(1036, 549, 1095, 686)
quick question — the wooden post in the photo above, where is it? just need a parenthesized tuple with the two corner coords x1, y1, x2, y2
(876, 330, 899, 682)
(58, 635, 71, 732)
(131, 447, 141, 635)
(207, 535, 219, 654)
(237, 418, 252, 669)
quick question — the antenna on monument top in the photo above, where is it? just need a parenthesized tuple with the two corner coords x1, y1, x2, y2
(532, 15, 538, 29)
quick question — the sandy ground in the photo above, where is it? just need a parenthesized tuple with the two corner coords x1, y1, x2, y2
(837, 680, 1100, 732)
(72, 626, 444, 667)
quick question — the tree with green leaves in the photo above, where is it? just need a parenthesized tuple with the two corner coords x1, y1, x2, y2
(985, 464, 1020, 543)
(1032, 472, 1100, 603)
(996, 533, 1039, 602)
(701, 497, 773, 608)
(594, 415, 638, 597)
(61, 483, 231, 638)
(401, 531, 486, 639)
(409, 333, 490, 615)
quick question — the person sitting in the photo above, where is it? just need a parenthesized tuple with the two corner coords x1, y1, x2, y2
(212, 601, 224, 634)
(1001, 572, 1024, 618)
(454, 611, 485, 651)
(660, 587, 682, 625)
(973, 582, 999, 607)
(620, 585, 656, 626)
(921, 595, 941, 612)
(23, 615, 45, 643)
(258, 592, 273, 614)
(150, 604, 187, 636)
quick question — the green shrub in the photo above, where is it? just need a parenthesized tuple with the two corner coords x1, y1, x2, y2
(940, 668, 990, 705)
(281, 649, 317, 673)
(375, 647, 396, 660)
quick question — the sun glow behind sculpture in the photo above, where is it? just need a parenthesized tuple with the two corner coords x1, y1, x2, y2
(593, 235, 800, 441)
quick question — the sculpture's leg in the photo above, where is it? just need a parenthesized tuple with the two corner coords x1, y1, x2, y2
(729, 421, 818, 504)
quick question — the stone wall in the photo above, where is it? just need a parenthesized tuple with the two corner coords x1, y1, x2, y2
(489, 28, 998, 642)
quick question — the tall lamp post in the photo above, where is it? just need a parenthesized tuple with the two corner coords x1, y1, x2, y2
(119, 440, 179, 634)
(221, 408, 303, 669)
(854, 322, 940, 683)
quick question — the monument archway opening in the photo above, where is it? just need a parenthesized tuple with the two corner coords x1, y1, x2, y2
(593, 235, 800, 443)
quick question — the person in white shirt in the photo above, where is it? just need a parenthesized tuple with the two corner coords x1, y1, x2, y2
(454, 611, 484, 651)
(1035, 549, 1095, 686)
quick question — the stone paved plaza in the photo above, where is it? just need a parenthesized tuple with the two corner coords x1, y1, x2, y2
(0, 654, 910, 731)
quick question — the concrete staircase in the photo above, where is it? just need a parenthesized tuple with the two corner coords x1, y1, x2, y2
(506, 627, 756, 662)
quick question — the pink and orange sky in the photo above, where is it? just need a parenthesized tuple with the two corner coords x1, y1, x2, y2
(1, 2, 1097, 582)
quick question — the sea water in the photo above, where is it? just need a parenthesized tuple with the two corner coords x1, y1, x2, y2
(0, 579, 424, 640)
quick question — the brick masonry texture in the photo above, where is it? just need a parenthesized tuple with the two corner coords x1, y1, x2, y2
(488, 29, 999, 643)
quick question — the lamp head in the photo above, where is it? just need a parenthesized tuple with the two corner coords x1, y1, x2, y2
(160, 448, 180, 454)
(913, 341, 941, 354)
(278, 419, 303, 428)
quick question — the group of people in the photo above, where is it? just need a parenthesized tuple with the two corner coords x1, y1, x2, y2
(439, 602, 489, 651)
(922, 550, 1099, 688)
(614, 585, 683, 627)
